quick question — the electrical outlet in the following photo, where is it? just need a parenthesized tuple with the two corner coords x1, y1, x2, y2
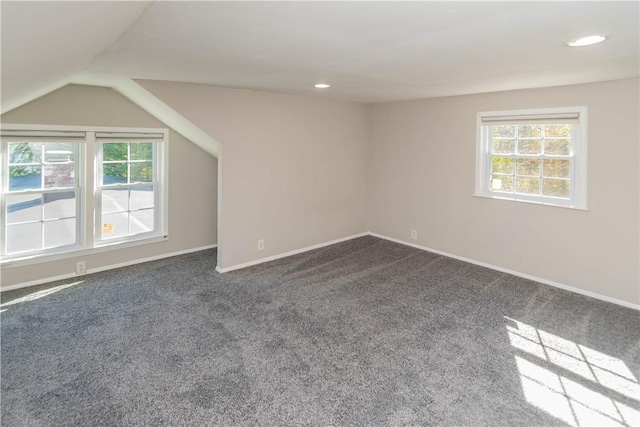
(258, 239, 265, 251)
(411, 230, 418, 240)
(76, 261, 86, 275)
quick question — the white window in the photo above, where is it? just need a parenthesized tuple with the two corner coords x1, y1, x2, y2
(475, 107, 587, 209)
(96, 133, 164, 244)
(1, 126, 168, 263)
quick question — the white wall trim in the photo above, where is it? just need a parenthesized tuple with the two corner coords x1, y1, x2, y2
(368, 232, 639, 311)
(215, 233, 369, 273)
(0, 244, 217, 292)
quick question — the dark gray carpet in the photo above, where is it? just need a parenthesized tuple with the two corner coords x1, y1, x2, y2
(2, 236, 639, 426)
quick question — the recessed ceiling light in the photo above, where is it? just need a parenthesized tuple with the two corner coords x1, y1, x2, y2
(566, 35, 607, 47)
(314, 83, 331, 89)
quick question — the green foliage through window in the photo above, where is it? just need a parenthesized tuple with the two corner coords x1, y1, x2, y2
(102, 142, 154, 183)
(488, 123, 573, 199)
(8, 142, 40, 176)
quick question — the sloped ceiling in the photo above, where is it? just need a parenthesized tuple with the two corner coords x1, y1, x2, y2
(0, 1, 151, 113)
(2, 1, 639, 110)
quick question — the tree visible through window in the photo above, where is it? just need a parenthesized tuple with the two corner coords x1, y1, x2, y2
(490, 124, 572, 198)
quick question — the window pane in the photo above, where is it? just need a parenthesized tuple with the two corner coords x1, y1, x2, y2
(492, 139, 515, 154)
(43, 192, 76, 220)
(491, 157, 513, 174)
(102, 188, 129, 214)
(130, 209, 154, 235)
(130, 162, 153, 183)
(493, 125, 515, 138)
(516, 177, 540, 195)
(491, 175, 513, 192)
(103, 143, 128, 161)
(44, 163, 75, 188)
(6, 222, 42, 253)
(516, 158, 540, 176)
(518, 124, 541, 138)
(9, 168, 41, 191)
(103, 163, 128, 185)
(543, 179, 570, 198)
(8, 142, 41, 164)
(102, 212, 129, 239)
(545, 138, 571, 156)
(543, 159, 571, 178)
(130, 186, 154, 210)
(6, 194, 41, 224)
(130, 143, 153, 160)
(517, 139, 541, 155)
(545, 124, 571, 137)
(44, 218, 76, 248)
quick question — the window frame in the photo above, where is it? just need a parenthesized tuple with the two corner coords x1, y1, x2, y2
(474, 106, 588, 210)
(0, 124, 169, 266)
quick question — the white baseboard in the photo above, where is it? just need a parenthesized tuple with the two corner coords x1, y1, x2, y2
(368, 232, 639, 311)
(0, 244, 217, 292)
(4, 230, 637, 311)
(215, 233, 369, 273)
(1, 272, 81, 293)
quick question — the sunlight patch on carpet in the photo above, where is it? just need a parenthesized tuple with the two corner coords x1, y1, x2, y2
(505, 316, 639, 427)
(0, 281, 84, 311)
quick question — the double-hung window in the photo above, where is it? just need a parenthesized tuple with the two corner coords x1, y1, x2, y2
(1, 131, 84, 256)
(96, 133, 164, 243)
(475, 107, 587, 209)
(1, 126, 168, 263)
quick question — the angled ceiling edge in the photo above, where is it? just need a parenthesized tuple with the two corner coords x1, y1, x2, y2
(72, 75, 220, 158)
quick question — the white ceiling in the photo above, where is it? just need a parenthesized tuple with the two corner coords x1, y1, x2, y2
(0, 1, 151, 112)
(2, 1, 639, 109)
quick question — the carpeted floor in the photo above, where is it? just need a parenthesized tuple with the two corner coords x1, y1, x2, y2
(1, 236, 639, 426)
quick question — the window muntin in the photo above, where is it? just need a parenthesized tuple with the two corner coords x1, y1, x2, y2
(489, 123, 573, 200)
(3, 140, 80, 255)
(1, 126, 168, 262)
(476, 108, 587, 209)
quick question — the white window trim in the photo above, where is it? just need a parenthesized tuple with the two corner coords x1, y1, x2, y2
(0, 123, 169, 266)
(95, 134, 165, 247)
(474, 106, 588, 210)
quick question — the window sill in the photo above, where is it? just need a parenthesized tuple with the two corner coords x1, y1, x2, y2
(0, 234, 169, 268)
(472, 193, 589, 211)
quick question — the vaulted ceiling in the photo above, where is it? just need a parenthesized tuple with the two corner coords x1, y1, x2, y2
(2, 1, 639, 112)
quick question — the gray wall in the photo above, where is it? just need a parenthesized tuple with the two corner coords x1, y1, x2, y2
(368, 79, 639, 305)
(1, 85, 218, 287)
(137, 80, 369, 270)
